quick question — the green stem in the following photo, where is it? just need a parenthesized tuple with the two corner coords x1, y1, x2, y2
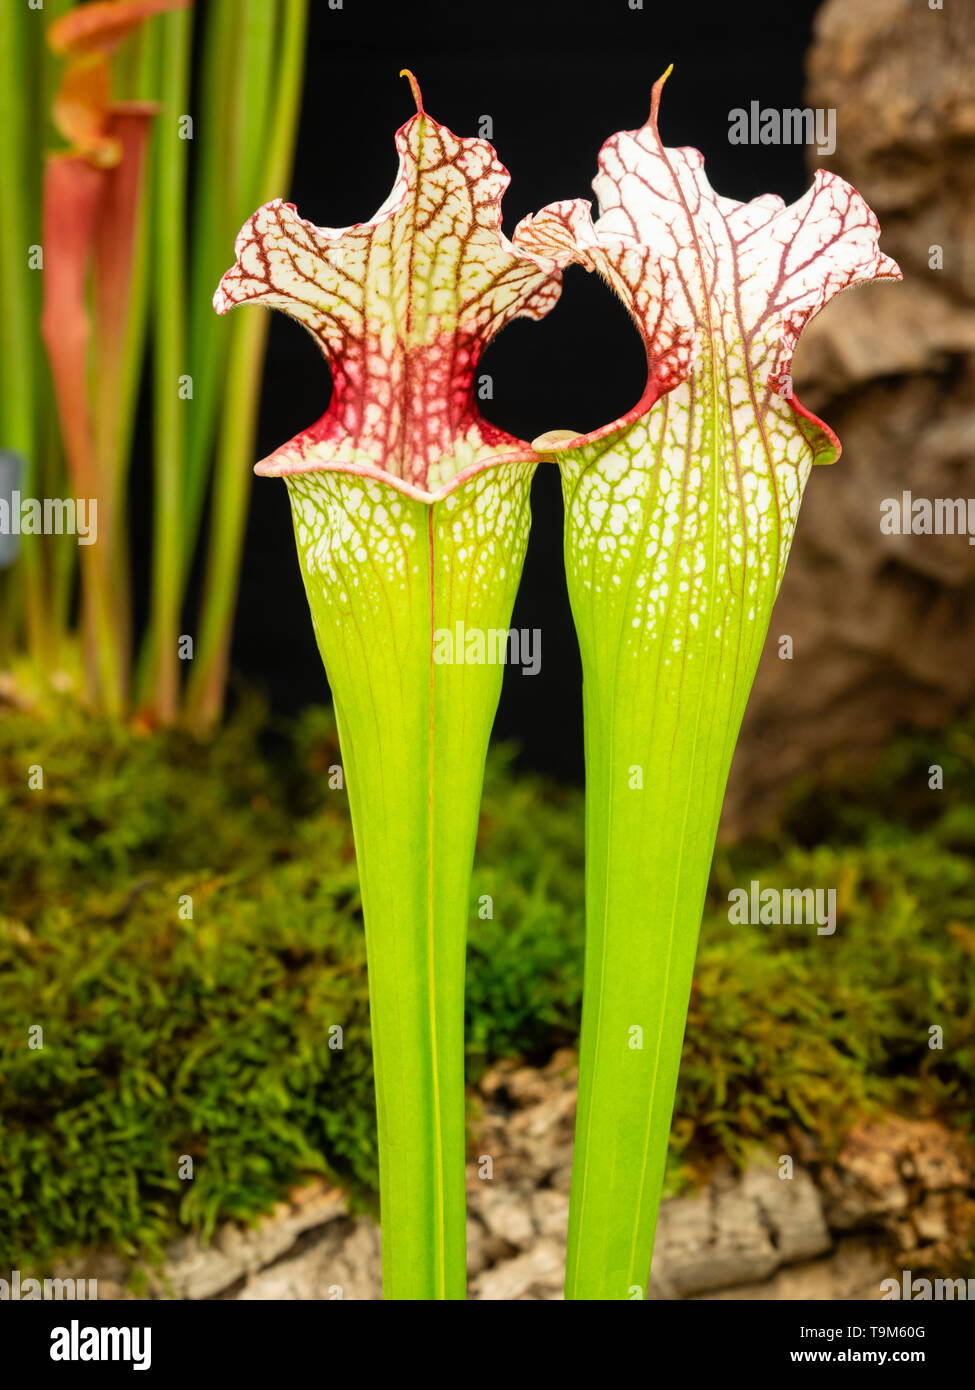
(35, 0, 74, 674)
(559, 426, 781, 1299)
(182, 311, 269, 729)
(180, 0, 239, 578)
(44, 398, 75, 665)
(104, 23, 162, 694)
(282, 461, 536, 1298)
(147, 4, 191, 722)
(184, 0, 308, 729)
(0, 0, 47, 669)
(0, 570, 11, 668)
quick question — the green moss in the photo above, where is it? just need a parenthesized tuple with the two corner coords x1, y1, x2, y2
(0, 696, 972, 1269)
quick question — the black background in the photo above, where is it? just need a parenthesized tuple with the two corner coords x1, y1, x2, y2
(148, 0, 825, 778)
(9, 1295, 963, 1373)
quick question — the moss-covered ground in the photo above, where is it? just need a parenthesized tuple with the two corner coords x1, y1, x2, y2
(1, 697, 972, 1268)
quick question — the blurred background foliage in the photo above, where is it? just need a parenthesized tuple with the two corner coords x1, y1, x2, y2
(1, 699, 972, 1270)
(0, 0, 309, 728)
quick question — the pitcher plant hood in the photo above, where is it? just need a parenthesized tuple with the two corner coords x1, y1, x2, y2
(516, 66, 902, 549)
(213, 71, 563, 502)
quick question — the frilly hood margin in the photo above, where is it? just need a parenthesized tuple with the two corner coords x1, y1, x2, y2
(213, 71, 563, 502)
(516, 67, 902, 474)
